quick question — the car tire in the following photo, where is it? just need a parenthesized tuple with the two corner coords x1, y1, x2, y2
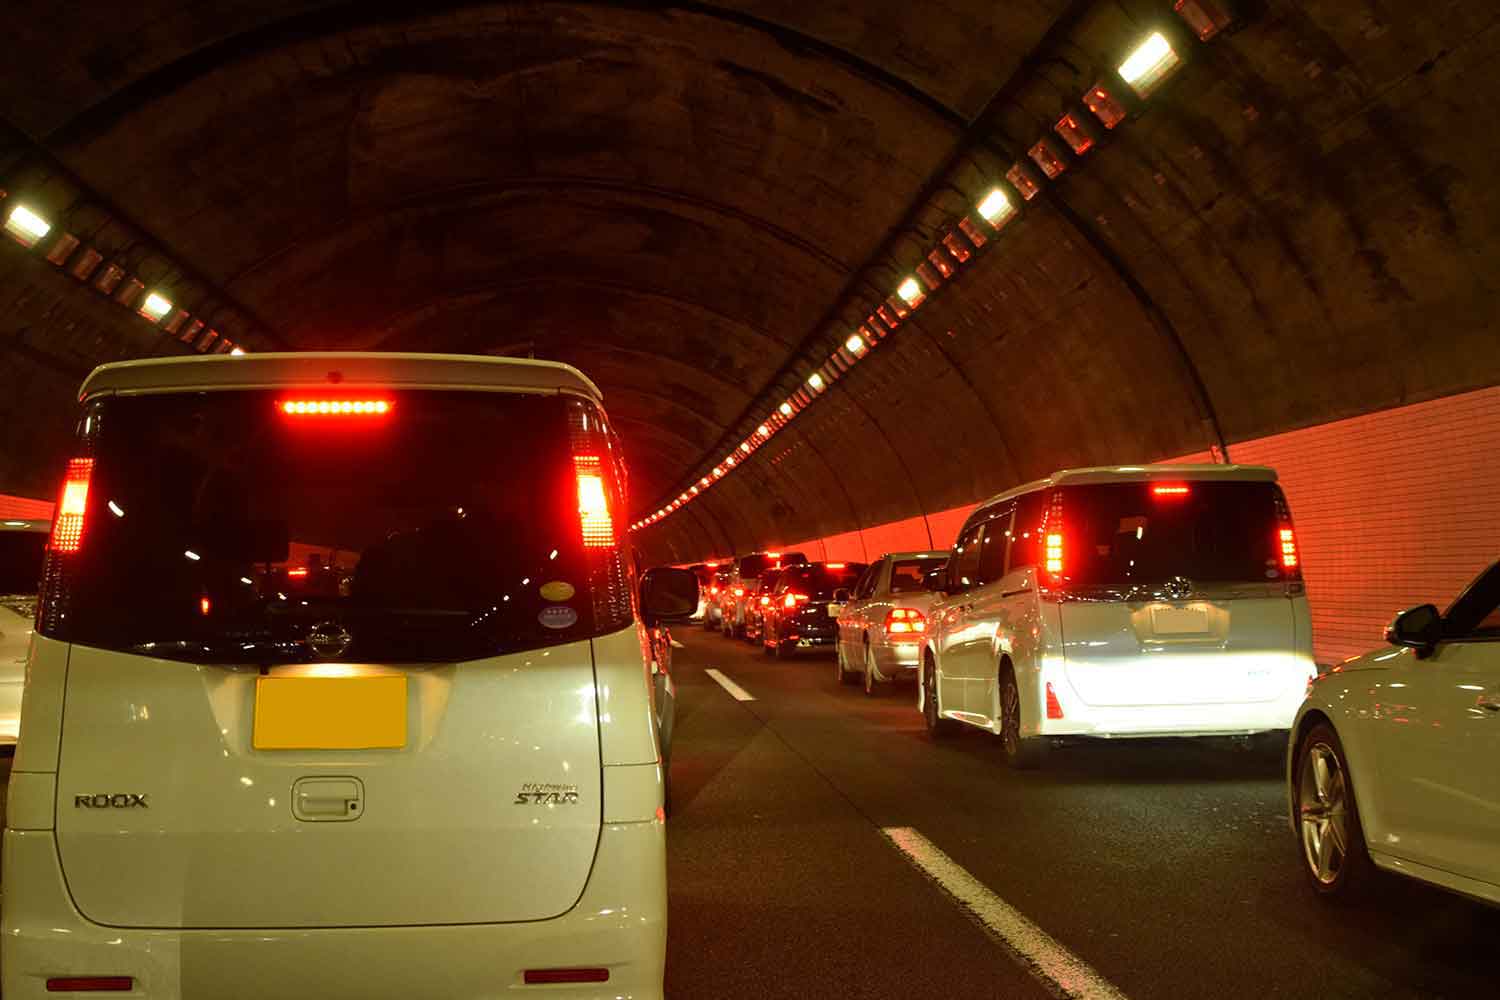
(1294, 721, 1375, 899)
(923, 660, 959, 739)
(862, 643, 879, 697)
(999, 667, 1047, 770)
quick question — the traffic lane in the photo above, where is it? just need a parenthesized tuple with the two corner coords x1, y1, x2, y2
(664, 634, 1054, 1000)
(671, 629, 1498, 999)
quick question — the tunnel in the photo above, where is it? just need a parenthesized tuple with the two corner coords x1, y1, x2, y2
(1, 3, 1498, 998)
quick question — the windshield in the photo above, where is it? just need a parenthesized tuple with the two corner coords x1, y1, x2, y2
(890, 557, 945, 594)
(788, 563, 866, 599)
(46, 390, 603, 663)
(1058, 481, 1288, 587)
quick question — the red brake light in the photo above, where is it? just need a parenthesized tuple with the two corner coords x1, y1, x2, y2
(573, 454, 615, 548)
(46, 978, 133, 992)
(825, 562, 845, 569)
(1151, 484, 1191, 498)
(760, 595, 770, 606)
(523, 969, 609, 985)
(710, 585, 720, 595)
(287, 567, 309, 579)
(1279, 527, 1299, 569)
(1046, 682, 1064, 719)
(783, 592, 810, 609)
(50, 457, 94, 554)
(279, 399, 390, 416)
(765, 551, 781, 558)
(733, 586, 745, 597)
(199, 596, 212, 616)
(885, 607, 927, 635)
(1042, 490, 1065, 578)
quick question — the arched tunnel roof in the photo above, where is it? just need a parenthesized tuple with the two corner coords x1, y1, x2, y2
(1, 1, 1496, 564)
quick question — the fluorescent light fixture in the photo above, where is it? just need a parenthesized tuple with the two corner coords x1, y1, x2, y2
(977, 187, 1018, 228)
(742, 441, 753, 452)
(896, 277, 923, 306)
(779, 402, 793, 417)
(757, 424, 770, 436)
(1118, 32, 1180, 96)
(184, 549, 202, 561)
(4, 205, 51, 248)
(229, 347, 246, 355)
(808, 372, 825, 391)
(139, 292, 173, 323)
(846, 333, 866, 355)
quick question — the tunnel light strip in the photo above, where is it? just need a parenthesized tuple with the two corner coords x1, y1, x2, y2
(633, 25, 1213, 533)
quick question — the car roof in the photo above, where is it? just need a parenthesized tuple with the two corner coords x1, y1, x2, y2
(973, 463, 1277, 510)
(881, 551, 948, 561)
(78, 352, 602, 403)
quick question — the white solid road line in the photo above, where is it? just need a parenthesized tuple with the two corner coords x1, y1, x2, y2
(883, 826, 1128, 1000)
(704, 668, 755, 702)
(670, 638, 685, 649)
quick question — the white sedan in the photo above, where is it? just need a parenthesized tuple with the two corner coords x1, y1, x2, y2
(1288, 560, 1500, 905)
(0, 521, 48, 747)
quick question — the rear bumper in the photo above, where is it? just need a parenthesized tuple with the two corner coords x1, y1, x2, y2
(873, 642, 921, 678)
(1037, 691, 1306, 738)
(1, 820, 666, 999)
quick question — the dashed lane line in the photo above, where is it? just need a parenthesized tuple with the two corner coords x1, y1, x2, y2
(882, 826, 1129, 1000)
(704, 668, 755, 702)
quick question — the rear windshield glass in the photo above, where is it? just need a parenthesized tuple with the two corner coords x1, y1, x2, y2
(1059, 482, 1287, 586)
(738, 552, 807, 579)
(890, 557, 945, 594)
(0, 530, 46, 595)
(53, 390, 599, 663)
(788, 564, 866, 599)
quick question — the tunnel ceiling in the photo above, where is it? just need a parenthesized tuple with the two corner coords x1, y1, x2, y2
(1, 1, 1497, 564)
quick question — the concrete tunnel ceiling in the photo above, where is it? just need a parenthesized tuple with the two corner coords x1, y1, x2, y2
(0, 1, 1496, 566)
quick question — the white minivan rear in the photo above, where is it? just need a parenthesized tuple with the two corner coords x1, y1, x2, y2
(3, 353, 675, 999)
(922, 466, 1316, 766)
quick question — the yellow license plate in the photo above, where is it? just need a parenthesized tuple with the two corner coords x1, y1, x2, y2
(253, 675, 408, 750)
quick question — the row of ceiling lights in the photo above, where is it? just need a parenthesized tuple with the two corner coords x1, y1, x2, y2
(0, 193, 246, 356)
(630, 1, 1234, 534)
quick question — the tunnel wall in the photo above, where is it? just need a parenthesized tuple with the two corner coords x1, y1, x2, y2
(769, 386, 1500, 666)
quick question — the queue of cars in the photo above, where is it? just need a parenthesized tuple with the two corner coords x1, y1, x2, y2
(695, 463, 1500, 910)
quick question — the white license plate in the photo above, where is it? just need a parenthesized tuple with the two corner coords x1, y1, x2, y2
(827, 604, 842, 617)
(1151, 605, 1211, 635)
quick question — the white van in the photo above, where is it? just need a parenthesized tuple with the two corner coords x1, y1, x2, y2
(919, 465, 1315, 767)
(2, 353, 697, 999)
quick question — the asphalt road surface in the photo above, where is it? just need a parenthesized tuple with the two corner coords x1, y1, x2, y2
(0, 634, 1493, 998)
(664, 628, 1497, 999)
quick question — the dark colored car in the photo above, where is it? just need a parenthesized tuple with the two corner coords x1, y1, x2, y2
(762, 561, 867, 658)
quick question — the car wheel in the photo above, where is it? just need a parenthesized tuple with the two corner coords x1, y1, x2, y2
(923, 660, 958, 739)
(999, 668, 1047, 770)
(863, 643, 879, 696)
(1294, 722, 1374, 898)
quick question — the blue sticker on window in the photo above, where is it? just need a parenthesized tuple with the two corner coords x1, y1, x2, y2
(538, 605, 579, 630)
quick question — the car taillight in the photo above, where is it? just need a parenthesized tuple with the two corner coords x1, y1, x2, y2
(783, 592, 809, 609)
(760, 595, 770, 606)
(1151, 484, 1190, 498)
(279, 399, 391, 416)
(573, 454, 615, 549)
(1274, 489, 1303, 582)
(568, 400, 630, 631)
(45, 977, 133, 992)
(1045, 682, 1064, 720)
(885, 607, 926, 635)
(1042, 490, 1065, 578)
(49, 457, 94, 554)
(734, 586, 745, 597)
(710, 585, 720, 595)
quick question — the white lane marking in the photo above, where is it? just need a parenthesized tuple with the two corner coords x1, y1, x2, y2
(704, 668, 755, 702)
(670, 638, 685, 649)
(882, 826, 1128, 1000)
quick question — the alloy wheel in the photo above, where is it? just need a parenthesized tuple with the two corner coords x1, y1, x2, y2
(1298, 741, 1350, 886)
(1001, 676, 1021, 757)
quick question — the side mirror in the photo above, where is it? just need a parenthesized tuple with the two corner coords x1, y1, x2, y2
(832, 588, 851, 603)
(923, 568, 946, 594)
(1386, 603, 1442, 658)
(641, 567, 699, 627)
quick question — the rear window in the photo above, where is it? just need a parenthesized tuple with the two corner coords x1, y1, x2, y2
(785, 563, 866, 599)
(1054, 481, 1289, 587)
(0, 530, 46, 595)
(738, 552, 807, 579)
(890, 557, 944, 594)
(42, 390, 619, 662)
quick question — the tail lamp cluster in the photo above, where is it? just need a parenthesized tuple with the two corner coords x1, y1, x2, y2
(633, 11, 1231, 534)
(568, 399, 633, 632)
(885, 607, 926, 636)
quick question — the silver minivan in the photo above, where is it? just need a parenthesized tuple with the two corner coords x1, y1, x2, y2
(920, 465, 1316, 768)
